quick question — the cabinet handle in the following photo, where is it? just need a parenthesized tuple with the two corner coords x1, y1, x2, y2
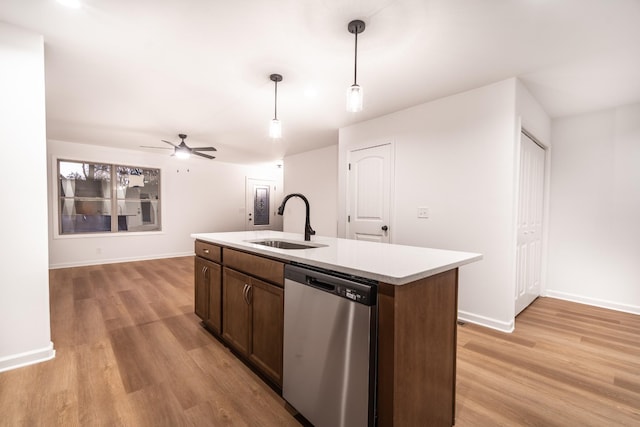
(202, 266, 208, 278)
(203, 248, 210, 254)
(243, 284, 251, 305)
(247, 284, 252, 305)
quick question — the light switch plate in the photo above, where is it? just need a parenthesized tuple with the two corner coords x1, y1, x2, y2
(418, 207, 429, 218)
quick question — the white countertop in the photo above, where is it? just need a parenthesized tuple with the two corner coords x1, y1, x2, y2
(191, 231, 482, 285)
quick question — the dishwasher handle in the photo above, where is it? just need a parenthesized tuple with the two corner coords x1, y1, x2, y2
(306, 276, 335, 292)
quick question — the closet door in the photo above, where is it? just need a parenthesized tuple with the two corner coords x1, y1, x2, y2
(515, 133, 546, 315)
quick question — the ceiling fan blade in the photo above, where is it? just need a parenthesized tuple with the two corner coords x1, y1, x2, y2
(140, 145, 172, 149)
(191, 147, 217, 152)
(193, 151, 215, 160)
(162, 140, 178, 148)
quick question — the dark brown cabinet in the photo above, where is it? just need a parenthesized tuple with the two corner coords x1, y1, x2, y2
(194, 257, 222, 334)
(248, 277, 283, 385)
(222, 266, 284, 386)
(194, 240, 285, 387)
(222, 268, 251, 354)
(194, 256, 208, 320)
(194, 241, 222, 335)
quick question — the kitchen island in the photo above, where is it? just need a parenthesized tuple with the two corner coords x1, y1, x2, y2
(191, 230, 481, 426)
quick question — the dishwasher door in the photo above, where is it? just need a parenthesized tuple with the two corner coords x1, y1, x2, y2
(283, 264, 377, 427)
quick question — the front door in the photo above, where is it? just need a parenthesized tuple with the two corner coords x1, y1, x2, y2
(246, 178, 276, 231)
(346, 144, 392, 243)
(515, 132, 546, 315)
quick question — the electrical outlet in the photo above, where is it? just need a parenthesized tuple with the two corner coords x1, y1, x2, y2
(418, 207, 429, 218)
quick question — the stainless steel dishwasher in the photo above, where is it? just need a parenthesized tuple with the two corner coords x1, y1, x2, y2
(283, 263, 377, 427)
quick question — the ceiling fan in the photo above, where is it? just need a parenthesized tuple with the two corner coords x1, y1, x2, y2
(142, 134, 217, 159)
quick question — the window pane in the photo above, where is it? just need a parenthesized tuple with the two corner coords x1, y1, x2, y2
(60, 200, 112, 233)
(116, 166, 161, 232)
(59, 160, 112, 234)
(59, 161, 111, 198)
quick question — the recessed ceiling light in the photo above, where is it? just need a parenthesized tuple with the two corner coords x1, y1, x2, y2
(56, 0, 81, 9)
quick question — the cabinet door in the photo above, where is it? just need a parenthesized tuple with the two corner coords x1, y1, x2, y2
(204, 261, 222, 335)
(194, 257, 209, 320)
(223, 248, 284, 285)
(249, 278, 284, 386)
(222, 268, 251, 356)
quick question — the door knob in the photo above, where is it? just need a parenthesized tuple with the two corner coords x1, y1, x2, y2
(381, 225, 388, 231)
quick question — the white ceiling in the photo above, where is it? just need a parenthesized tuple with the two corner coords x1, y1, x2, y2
(2, 0, 639, 163)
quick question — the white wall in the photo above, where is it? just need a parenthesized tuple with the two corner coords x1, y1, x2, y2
(516, 79, 552, 144)
(0, 23, 54, 372)
(337, 78, 550, 331)
(547, 104, 640, 314)
(282, 145, 338, 237)
(48, 139, 283, 268)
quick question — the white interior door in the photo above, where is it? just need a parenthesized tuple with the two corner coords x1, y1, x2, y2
(515, 133, 546, 315)
(347, 144, 392, 243)
(245, 178, 276, 231)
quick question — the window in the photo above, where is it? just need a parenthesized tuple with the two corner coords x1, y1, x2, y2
(253, 185, 270, 226)
(58, 160, 161, 234)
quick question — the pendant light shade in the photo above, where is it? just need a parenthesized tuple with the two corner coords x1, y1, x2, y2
(269, 118, 282, 139)
(269, 73, 283, 139)
(347, 20, 365, 112)
(347, 84, 363, 113)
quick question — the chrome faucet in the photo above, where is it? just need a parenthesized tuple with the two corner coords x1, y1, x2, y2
(277, 193, 316, 241)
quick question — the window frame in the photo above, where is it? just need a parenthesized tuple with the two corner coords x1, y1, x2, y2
(55, 158, 162, 236)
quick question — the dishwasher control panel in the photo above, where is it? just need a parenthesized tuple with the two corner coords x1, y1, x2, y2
(337, 285, 375, 306)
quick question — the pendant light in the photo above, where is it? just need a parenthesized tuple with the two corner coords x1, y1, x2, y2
(269, 73, 283, 139)
(347, 19, 365, 112)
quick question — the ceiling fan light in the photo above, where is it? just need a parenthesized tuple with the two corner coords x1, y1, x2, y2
(269, 119, 282, 139)
(175, 149, 191, 159)
(347, 84, 363, 112)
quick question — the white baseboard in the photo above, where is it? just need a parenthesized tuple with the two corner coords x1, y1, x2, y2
(0, 342, 56, 373)
(49, 251, 194, 269)
(543, 290, 640, 316)
(458, 310, 514, 333)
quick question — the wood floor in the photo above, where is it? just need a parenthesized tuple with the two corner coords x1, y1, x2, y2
(0, 256, 638, 426)
(0, 257, 298, 427)
(456, 297, 640, 426)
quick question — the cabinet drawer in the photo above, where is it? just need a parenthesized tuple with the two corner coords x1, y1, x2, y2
(195, 240, 221, 263)
(223, 248, 284, 286)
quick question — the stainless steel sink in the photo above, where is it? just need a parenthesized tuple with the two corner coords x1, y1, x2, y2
(246, 239, 327, 250)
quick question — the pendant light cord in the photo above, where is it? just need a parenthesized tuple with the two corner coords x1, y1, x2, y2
(353, 31, 358, 85)
(274, 79, 278, 120)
